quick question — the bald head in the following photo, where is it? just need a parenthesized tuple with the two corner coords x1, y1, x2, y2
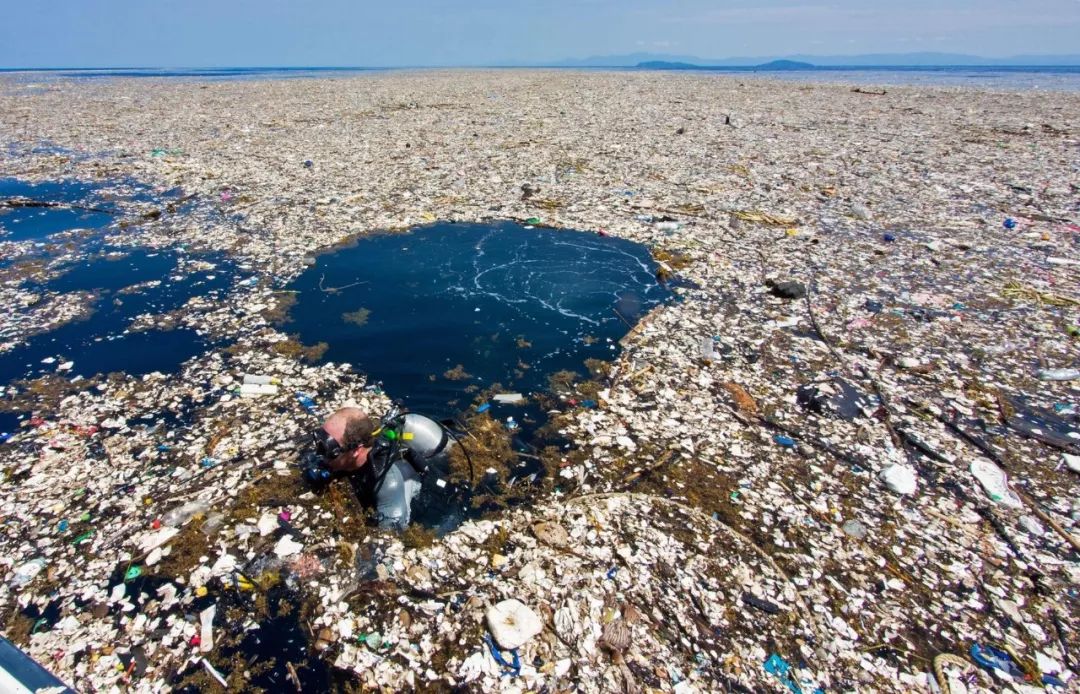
(320, 407, 375, 472)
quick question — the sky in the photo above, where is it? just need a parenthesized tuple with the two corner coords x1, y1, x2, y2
(1, 0, 1078, 68)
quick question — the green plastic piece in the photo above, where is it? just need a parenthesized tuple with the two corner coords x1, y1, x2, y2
(524, 217, 541, 225)
(124, 565, 143, 581)
(71, 530, 94, 545)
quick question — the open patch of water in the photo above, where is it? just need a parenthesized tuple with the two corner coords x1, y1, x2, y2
(1, 173, 236, 386)
(0, 411, 23, 441)
(0, 177, 166, 242)
(1, 249, 233, 385)
(287, 221, 671, 433)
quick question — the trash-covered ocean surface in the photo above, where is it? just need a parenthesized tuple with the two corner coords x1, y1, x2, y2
(286, 220, 671, 430)
(0, 70, 1078, 693)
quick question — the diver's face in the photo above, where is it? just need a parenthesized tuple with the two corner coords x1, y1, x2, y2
(318, 418, 370, 472)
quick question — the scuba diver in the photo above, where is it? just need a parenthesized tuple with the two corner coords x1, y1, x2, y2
(304, 403, 457, 529)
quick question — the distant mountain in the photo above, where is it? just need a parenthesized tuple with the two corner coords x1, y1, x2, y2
(755, 60, 814, 70)
(550, 52, 1080, 68)
(548, 52, 709, 67)
(636, 61, 703, 70)
(637, 59, 815, 70)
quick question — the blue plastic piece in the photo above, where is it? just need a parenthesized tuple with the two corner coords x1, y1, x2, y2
(484, 633, 521, 677)
(1003, 217, 1017, 229)
(606, 567, 618, 580)
(296, 393, 318, 415)
(970, 643, 1025, 679)
(882, 233, 896, 242)
(773, 434, 796, 448)
(1044, 674, 1066, 687)
(476, 402, 491, 414)
(763, 653, 802, 693)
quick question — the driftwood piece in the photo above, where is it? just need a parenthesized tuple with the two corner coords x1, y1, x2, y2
(0, 198, 115, 215)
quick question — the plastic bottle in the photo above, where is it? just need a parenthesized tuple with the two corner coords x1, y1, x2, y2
(161, 500, 211, 527)
(10, 558, 47, 587)
(699, 337, 719, 361)
(239, 383, 279, 397)
(1037, 368, 1079, 381)
(243, 374, 280, 386)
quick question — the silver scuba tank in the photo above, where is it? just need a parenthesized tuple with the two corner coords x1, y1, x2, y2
(399, 413, 453, 471)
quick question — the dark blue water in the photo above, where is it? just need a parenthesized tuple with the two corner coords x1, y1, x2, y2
(1, 249, 233, 384)
(43, 250, 177, 293)
(0, 175, 237, 385)
(0, 179, 116, 241)
(0, 411, 22, 441)
(287, 221, 669, 427)
(0, 177, 171, 243)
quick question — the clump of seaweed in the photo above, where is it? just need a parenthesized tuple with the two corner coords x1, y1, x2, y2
(261, 292, 298, 325)
(271, 337, 329, 362)
(446, 413, 515, 506)
(546, 369, 579, 393)
(442, 364, 471, 381)
(341, 307, 371, 326)
(651, 247, 694, 282)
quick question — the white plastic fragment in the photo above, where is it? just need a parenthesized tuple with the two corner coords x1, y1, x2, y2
(137, 527, 180, 553)
(1018, 515, 1045, 537)
(258, 512, 278, 536)
(199, 604, 216, 652)
(879, 464, 917, 495)
(201, 658, 228, 686)
(970, 459, 1022, 507)
(274, 535, 303, 557)
(485, 599, 543, 650)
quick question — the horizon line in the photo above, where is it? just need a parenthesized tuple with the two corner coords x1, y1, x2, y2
(4, 63, 1080, 71)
